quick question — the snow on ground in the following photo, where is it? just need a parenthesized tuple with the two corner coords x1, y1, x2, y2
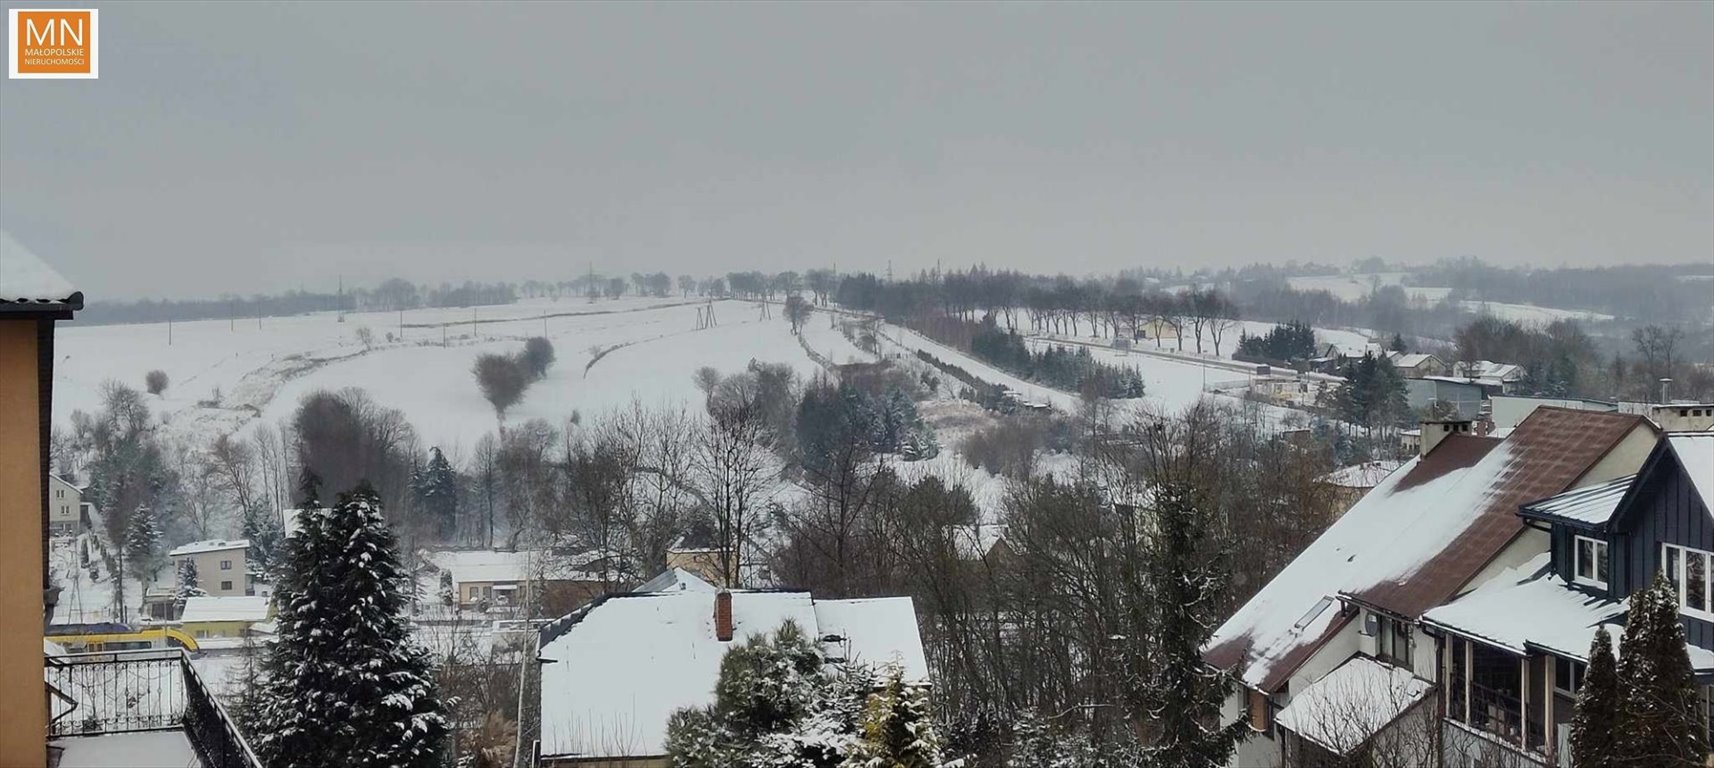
(51, 730, 200, 768)
(57, 298, 843, 453)
(1460, 300, 1614, 324)
(50, 536, 140, 625)
(1286, 273, 1410, 302)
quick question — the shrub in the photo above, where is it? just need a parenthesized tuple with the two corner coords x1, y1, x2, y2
(145, 370, 169, 395)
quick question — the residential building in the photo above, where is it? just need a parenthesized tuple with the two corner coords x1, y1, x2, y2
(535, 577, 929, 767)
(178, 596, 273, 643)
(426, 549, 614, 614)
(1205, 407, 1657, 768)
(1319, 461, 1404, 512)
(1406, 377, 1487, 421)
(1388, 352, 1447, 379)
(47, 475, 82, 537)
(1490, 395, 1617, 431)
(167, 540, 251, 597)
(1, 231, 82, 766)
(1423, 431, 1714, 765)
(1653, 402, 1714, 432)
(1455, 360, 1527, 393)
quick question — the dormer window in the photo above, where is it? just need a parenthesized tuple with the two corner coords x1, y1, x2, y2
(1574, 536, 1609, 589)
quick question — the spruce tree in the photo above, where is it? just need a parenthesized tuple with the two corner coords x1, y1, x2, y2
(1616, 574, 1704, 767)
(255, 481, 448, 768)
(125, 505, 161, 581)
(1571, 626, 1620, 768)
(1142, 482, 1248, 768)
(412, 447, 459, 540)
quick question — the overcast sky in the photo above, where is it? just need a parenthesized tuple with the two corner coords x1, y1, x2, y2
(2, 2, 1711, 300)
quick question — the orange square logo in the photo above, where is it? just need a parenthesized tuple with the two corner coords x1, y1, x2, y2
(9, 9, 98, 79)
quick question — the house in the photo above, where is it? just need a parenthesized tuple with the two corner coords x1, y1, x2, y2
(167, 539, 251, 597)
(1319, 461, 1403, 512)
(948, 523, 1012, 562)
(178, 596, 273, 643)
(664, 543, 726, 588)
(535, 579, 929, 767)
(1, 230, 82, 766)
(1135, 316, 1180, 341)
(426, 549, 614, 614)
(1205, 407, 1657, 768)
(1652, 402, 1714, 432)
(1422, 431, 1714, 765)
(1406, 377, 1487, 421)
(1489, 395, 1617, 431)
(1454, 360, 1527, 394)
(47, 475, 83, 537)
(1387, 352, 1447, 380)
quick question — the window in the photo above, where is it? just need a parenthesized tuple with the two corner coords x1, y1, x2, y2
(1554, 657, 1584, 696)
(220, 560, 232, 570)
(1374, 615, 1413, 666)
(220, 580, 233, 591)
(1574, 536, 1609, 588)
(1664, 544, 1714, 619)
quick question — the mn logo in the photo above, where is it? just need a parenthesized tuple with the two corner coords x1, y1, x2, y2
(9, 9, 98, 79)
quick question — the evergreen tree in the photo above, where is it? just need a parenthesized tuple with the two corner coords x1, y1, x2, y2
(1141, 482, 1248, 768)
(175, 558, 206, 599)
(853, 666, 944, 768)
(412, 447, 460, 539)
(241, 506, 286, 580)
(254, 482, 448, 768)
(1571, 626, 1620, 768)
(1616, 575, 1704, 767)
(125, 505, 161, 581)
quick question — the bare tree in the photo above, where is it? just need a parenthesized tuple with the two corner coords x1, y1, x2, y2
(693, 378, 779, 588)
(145, 369, 169, 395)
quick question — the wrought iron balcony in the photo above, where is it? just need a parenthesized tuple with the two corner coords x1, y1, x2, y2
(45, 649, 261, 768)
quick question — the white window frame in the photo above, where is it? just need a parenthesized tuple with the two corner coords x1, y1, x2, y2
(1553, 656, 1583, 697)
(1664, 543, 1714, 622)
(1573, 535, 1609, 589)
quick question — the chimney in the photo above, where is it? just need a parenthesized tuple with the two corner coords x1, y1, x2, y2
(1419, 418, 1473, 458)
(715, 591, 734, 642)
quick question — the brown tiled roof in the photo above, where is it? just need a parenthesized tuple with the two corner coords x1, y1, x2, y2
(1346, 407, 1650, 619)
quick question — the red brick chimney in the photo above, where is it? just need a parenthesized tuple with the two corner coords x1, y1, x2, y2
(715, 591, 733, 642)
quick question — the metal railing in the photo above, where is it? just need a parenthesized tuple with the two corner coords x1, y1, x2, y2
(46, 649, 262, 768)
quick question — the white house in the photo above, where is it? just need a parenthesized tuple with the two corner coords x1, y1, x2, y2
(166, 539, 251, 597)
(47, 475, 83, 537)
(536, 576, 928, 767)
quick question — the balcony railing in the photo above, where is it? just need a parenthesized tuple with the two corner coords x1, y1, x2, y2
(46, 649, 262, 768)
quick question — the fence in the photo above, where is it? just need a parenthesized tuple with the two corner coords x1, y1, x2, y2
(46, 648, 262, 768)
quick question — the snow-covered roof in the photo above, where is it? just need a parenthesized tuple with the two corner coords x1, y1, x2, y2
(947, 524, 1009, 560)
(167, 539, 250, 557)
(1320, 461, 1403, 489)
(1387, 352, 1440, 369)
(426, 549, 608, 585)
(179, 596, 271, 624)
(0, 230, 80, 308)
(1205, 407, 1650, 692)
(634, 568, 717, 594)
(1273, 655, 1434, 755)
(1461, 360, 1525, 380)
(537, 589, 927, 759)
(1668, 434, 1714, 513)
(1520, 474, 1635, 529)
(1422, 554, 1714, 672)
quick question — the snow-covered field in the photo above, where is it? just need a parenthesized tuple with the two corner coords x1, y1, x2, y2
(54, 297, 869, 452)
(1285, 273, 1614, 323)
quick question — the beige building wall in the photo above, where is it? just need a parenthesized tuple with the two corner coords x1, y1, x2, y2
(0, 319, 47, 767)
(171, 547, 249, 596)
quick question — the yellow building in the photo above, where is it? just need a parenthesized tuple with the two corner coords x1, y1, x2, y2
(177, 596, 273, 643)
(0, 231, 82, 767)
